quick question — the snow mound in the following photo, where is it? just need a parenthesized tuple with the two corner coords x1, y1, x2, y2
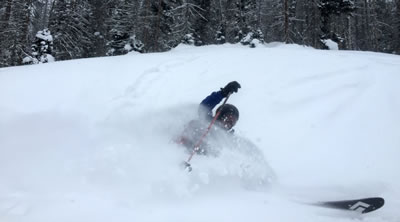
(0, 44, 399, 222)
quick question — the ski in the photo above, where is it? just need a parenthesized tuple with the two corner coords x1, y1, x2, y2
(314, 197, 385, 214)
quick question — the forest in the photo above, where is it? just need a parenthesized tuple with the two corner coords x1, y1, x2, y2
(0, 0, 399, 68)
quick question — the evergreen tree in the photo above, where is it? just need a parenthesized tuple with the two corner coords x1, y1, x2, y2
(191, 0, 212, 46)
(318, 0, 355, 48)
(212, 0, 227, 44)
(352, 0, 367, 50)
(106, 0, 146, 54)
(265, 0, 297, 43)
(106, 0, 135, 55)
(88, 0, 115, 57)
(294, 0, 322, 48)
(215, 26, 226, 44)
(49, 0, 92, 60)
(224, 0, 242, 43)
(0, 0, 13, 67)
(396, 0, 400, 54)
(171, 0, 206, 46)
(373, 0, 396, 53)
(31, 0, 51, 33)
(0, 0, 34, 67)
(238, 0, 262, 44)
(135, 0, 173, 52)
(240, 28, 264, 47)
(23, 28, 54, 64)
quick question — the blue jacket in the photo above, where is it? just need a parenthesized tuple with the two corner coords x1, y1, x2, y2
(198, 91, 224, 119)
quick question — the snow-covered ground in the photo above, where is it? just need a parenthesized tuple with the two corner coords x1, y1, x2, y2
(0, 43, 399, 222)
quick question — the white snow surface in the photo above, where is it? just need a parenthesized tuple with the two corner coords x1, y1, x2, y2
(323, 39, 339, 50)
(0, 43, 399, 222)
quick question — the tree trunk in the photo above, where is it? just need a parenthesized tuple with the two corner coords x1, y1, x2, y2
(1, 0, 13, 30)
(284, 0, 289, 43)
(41, 0, 50, 29)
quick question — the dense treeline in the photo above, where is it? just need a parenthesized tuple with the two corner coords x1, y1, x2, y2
(0, 0, 399, 67)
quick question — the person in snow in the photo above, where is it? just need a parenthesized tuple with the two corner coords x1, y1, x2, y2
(177, 81, 241, 155)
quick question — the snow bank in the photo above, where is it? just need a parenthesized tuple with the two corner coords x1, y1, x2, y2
(0, 44, 399, 222)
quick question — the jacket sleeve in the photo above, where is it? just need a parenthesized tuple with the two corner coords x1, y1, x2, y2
(198, 91, 224, 119)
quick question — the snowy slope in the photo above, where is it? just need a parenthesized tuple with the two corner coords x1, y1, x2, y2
(0, 43, 399, 222)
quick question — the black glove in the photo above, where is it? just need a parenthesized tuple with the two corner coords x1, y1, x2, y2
(221, 81, 241, 97)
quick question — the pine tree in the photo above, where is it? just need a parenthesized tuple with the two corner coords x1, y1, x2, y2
(23, 28, 54, 64)
(0, 0, 13, 67)
(191, 0, 212, 46)
(395, 0, 400, 54)
(224, 0, 242, 43)
(135, 0, 176, 52)
(88, 0, 116, 57)
(318, 0, 355, 49)
(352, 0, 367, 50)
(238, 0, 264, 45)
(295, 0, 322, 48)
(106, 0, 135, 55)
(265, 0, 297, 43)
(212, 0, 227, 44)
(172, 0, 207, 46)
(352, 0, 386, 52)
(31, 0, 51, 32)
(49, 0, 93, 60)
(0, 0, 34, 67)
(373, 0, 396, 53)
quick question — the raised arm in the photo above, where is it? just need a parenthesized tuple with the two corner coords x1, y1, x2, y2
(198, 81, 241, 119)
(199, 91, 224, 119)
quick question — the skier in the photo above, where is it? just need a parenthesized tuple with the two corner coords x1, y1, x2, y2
(177, 81, 241, 155)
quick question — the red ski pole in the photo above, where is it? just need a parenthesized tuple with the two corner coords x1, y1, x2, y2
(184, 93, 231, 171)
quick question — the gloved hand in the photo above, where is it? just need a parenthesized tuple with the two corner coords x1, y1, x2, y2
(221, 81, 241, 97)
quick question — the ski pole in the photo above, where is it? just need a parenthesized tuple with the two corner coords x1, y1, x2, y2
(184, 93, 232, 171)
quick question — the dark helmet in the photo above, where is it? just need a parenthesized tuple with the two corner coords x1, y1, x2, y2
(216, 104, 239, 130)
